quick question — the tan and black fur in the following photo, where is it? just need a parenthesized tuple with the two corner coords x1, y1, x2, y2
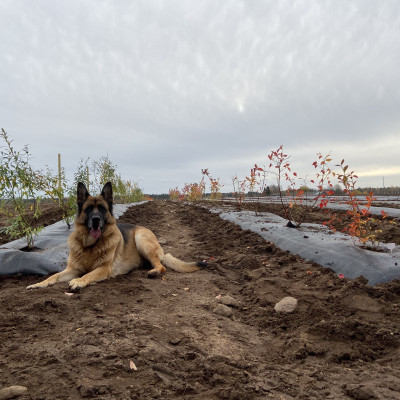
(27, 182, 205, 291)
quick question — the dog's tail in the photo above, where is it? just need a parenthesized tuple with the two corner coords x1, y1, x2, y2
(161, 253, 207, 273)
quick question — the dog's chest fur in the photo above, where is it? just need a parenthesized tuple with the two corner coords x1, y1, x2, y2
(68, 224, 124, 272)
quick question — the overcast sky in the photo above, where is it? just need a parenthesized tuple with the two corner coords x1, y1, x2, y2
(1, 0, 399, 194)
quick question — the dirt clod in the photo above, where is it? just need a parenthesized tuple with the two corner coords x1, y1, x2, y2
(0, 386, 27, 400)
(213, 303, 233, 317)
(219, 295, 240, 308)
(343, 384, 378, 400)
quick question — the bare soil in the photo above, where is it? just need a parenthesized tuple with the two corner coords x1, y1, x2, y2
(1, 201, 400, 399)
(373, 202, 400, 210)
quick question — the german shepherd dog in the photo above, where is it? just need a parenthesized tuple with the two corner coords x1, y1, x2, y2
(27, 182, 205, 291)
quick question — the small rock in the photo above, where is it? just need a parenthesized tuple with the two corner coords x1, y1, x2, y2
(274, 297, 298, 313)
(213, 304, 233, 318)
(0, 386, 27, 400)
(158, 238, 168, 245)
(219, 295, 240, 308)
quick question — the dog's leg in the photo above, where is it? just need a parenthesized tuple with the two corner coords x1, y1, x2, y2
(68, 264, 112, 291)
(145, 253, 167, 278)
(27, 268, 80, 289)
(135, 227, 166, 278)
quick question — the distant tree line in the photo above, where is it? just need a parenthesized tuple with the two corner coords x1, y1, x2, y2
(219, 184, 400, 198)
(151, 184, 400, 199)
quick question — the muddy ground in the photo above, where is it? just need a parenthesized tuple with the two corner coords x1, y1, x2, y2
(1, 200, 400, 399)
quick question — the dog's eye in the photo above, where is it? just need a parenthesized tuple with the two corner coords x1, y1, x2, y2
(98, 204, 106, 212)
(85, 205, 94, 214)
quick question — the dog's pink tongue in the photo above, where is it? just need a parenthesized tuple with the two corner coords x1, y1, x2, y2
(90, 228, 102, 239)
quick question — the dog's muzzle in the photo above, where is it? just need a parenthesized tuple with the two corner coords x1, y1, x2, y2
(89, 216, 103, 239)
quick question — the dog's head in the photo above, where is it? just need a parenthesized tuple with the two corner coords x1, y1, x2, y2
(76, 182, 114, 240)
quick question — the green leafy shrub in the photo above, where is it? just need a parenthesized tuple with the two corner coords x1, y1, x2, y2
(0, 129, 44, 248)
(40, 165, 76, 229)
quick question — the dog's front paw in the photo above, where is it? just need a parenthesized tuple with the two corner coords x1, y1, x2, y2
(68, 278, 86, 292)
(27, 282, 48, 290)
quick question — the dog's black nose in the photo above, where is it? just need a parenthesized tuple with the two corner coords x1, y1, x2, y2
(92, 216, 101, 228)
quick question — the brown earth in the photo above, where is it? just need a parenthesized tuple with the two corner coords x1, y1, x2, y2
(373, 202, 400, 210)
(1, 201, 400, 399)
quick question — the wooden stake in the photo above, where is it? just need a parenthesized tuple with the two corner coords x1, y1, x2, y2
(58, 154, 62, 191)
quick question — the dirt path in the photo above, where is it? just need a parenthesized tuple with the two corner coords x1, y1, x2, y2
(1, 201, 400, 399)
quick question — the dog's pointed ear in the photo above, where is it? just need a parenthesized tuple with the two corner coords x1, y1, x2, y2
(77, 182, 89, 214)
(101, 182, 113, 214)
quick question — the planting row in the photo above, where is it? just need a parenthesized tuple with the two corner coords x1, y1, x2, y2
(169, 146, 398, 248)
